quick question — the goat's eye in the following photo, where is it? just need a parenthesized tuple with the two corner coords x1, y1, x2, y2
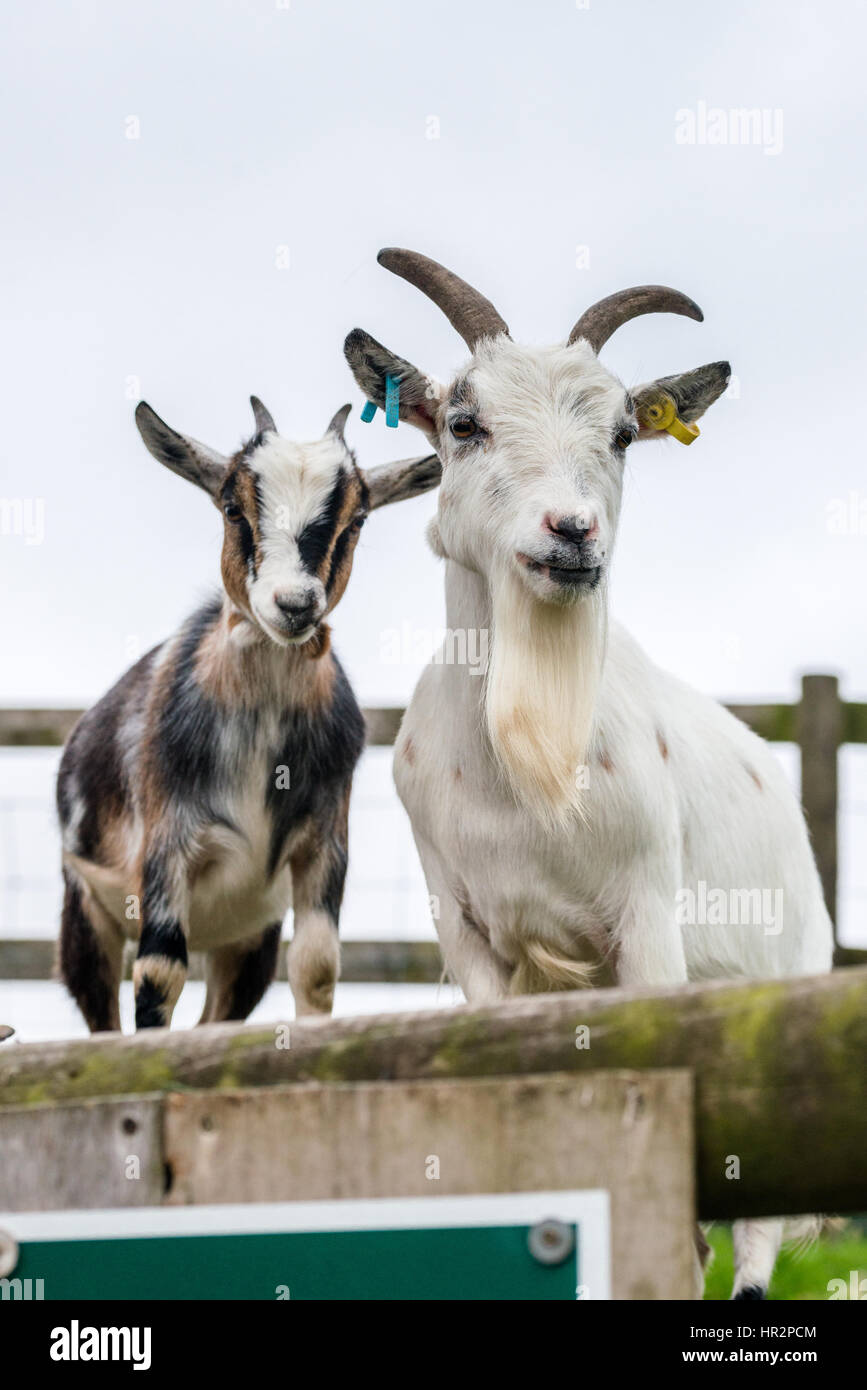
(450, 416, 477, 440)
(614, 427, 634, 451)
(224, 503, 242, 522)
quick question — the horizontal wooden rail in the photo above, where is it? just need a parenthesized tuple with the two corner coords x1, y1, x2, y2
(2, 678, 865, 962)
(0, 937, 443, 985)
(3, 693, 865, 751)
(4, 934, 863, 981)
(0, 707, 407, 749)
(2, 969, 866, 1221)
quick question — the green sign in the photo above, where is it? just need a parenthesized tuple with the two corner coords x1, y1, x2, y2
(3, 1191, 611, 1301)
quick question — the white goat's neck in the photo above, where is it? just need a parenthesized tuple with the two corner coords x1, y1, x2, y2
(442, 560, 608, 826)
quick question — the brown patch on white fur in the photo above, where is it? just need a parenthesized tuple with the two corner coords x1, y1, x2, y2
(192, 603, 336, 709)
(657, 731, 669, 761)
(746, 764, 763, 791)
(598, 749, 614, 773)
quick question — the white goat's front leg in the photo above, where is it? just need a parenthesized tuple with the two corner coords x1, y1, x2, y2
(614, 881, 785, 1302)
(614, 878, 705, 1298)
(613, 880, 689, 990)
(414, 834, 511, 1006)
(731, 1219, 784, 1300)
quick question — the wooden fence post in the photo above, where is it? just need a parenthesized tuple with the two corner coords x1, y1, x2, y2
(798, 674, 841, 939)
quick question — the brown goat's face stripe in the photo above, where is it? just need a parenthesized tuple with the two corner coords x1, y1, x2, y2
(220, 466, 263, 616)
(324, 510, 364, 610)
(217, 433, 367, 647)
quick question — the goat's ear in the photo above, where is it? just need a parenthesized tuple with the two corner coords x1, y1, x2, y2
(135, 402, 229, 501)
(344, 329, 442, 438)
(363, 453, 442, 511)
(634, 360, 731, 438)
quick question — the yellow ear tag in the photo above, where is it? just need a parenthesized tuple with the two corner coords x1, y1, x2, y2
(642, 393, 700, 446)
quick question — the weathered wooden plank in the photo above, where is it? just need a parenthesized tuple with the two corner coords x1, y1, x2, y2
(0, 707, 405, 749)
(362, 707, 404, 746)
(0, 940, 55, 979)
(0, 937, 443, 984)
(2, 969, 866, 1221)
(162, 1071, 695, 1300)
(724, 702, 798, 743)
(831, 945, 867, 968)
(0, 1096, 163, 1211)
(842, 701, 867, 744)
(798, 674, 841, 928)
(0, 708, 83, 746)
(3, 698, 865, 749)
(0, 1074, 695, 1299)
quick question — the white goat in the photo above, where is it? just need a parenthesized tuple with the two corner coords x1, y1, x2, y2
(345, 248, 833, 1300)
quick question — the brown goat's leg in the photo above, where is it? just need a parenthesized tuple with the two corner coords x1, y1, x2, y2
(132, 842, 191, 1029)
(58, 868, 123, 1033)
(198, 925, 282, 1024)
(287, 800, 349, 1017)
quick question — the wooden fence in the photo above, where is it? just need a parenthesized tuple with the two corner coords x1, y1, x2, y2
(3, 968, 866, 1226)
(1, 675, 865, 978)
(2, 969, 866, 1298)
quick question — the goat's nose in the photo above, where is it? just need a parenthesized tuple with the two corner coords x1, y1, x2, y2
(274, 592, 317, 627)
(545, 513, 598, 545)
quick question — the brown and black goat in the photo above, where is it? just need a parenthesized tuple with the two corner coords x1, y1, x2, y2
(57, 396, 440, 1030)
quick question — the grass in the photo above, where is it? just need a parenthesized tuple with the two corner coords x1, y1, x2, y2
(703, 1218, 867, 1300)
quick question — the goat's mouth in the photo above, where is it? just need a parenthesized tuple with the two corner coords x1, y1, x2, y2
(517, 552, 602, 590)
(252, 605, 320, 648)
(282, 624, 318, 645)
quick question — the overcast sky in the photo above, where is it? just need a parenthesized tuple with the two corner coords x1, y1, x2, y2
(1, 0, 865, 710)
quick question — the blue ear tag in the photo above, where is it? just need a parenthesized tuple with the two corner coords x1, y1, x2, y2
(385, 374, 400, 428)
(360, 400, 377, 423)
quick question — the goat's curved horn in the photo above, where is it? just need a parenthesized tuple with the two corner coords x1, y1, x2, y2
(327, 403, 352, 441)
(377, 248, 510, 350)
(250, 396, 276, 434)
(568, 286, 704, 353)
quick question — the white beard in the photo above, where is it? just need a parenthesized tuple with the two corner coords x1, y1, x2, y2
(484, 568, 607, 827)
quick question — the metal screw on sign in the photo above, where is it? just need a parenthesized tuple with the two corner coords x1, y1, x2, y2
(527, 1219, 574, 1266)
(0, 1230, 19, 1278)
